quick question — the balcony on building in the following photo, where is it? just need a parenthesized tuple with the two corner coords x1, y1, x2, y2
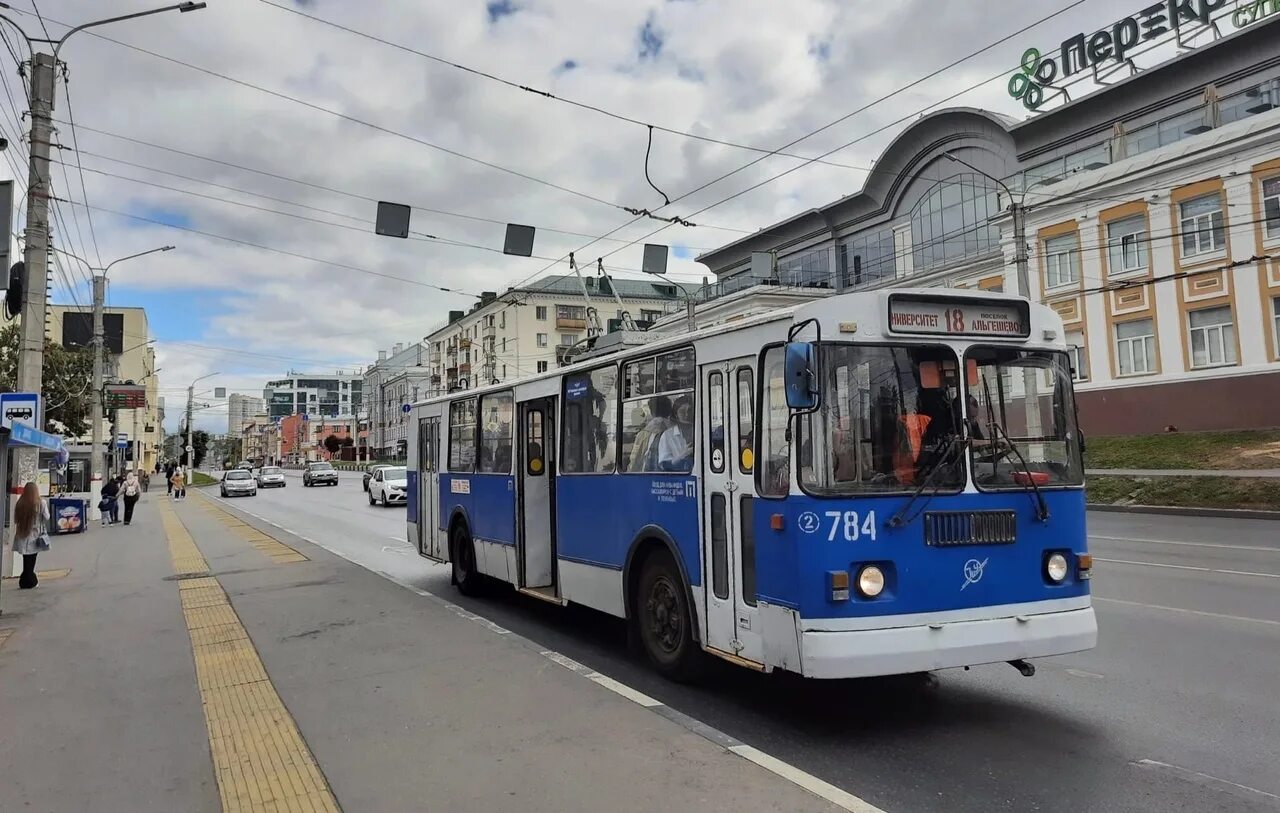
(556, 304, 587, 330)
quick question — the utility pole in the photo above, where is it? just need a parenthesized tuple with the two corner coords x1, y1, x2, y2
(12, 53, 56, 491)
(1011, 200, 1030, 299)
(88, 274, 105, 517)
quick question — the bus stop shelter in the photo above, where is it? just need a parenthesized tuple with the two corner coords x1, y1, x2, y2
(2, 423, 70, 611)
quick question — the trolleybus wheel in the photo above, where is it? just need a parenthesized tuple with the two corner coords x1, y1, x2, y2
(634, 550, 704, 681)
(451, 525, 483, 597)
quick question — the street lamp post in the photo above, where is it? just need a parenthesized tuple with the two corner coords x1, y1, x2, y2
(58, 246, 173, 517)
(187, 372, 218, 474)
(0, 0, 203, 497)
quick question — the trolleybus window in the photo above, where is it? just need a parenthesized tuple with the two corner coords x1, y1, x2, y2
(448, 398, 477, 472)
(966, 347, 1084, 489)
(758, 347, 790, 497)
(562, 365, 618, 473)
(735, 367, 754, 474)
(477, 391, 514, 473)
(620, 348, 695, 473)
(800, 344, 965, 495)
(708, 371, 725, 474)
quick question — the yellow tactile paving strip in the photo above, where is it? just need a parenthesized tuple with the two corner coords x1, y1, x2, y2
(160, 503, 340, 813)
(195, 497, 308, 565)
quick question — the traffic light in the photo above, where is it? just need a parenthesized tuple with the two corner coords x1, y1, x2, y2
(4, 261, 24, 319)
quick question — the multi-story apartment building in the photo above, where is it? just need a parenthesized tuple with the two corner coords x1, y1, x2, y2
(240, 414, 278, 465)
(46, 304, 163, 471)
(421, 274, 688, 398)
(687, 12, 1280, 434)
(263, 372, 362, 420)
(279, 413, 355, 462)
(227, 393, 265, 436)
(361, 342, 433, 459)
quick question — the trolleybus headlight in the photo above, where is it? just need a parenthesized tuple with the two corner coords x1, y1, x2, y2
(856, 565, 885, 598)
(1045, 552, 1069, 583)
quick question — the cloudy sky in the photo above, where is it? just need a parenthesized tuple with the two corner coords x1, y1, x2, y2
(0, 0, 1164, 431)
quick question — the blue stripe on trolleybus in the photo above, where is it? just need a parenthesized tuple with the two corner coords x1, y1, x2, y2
(439, 473, 516, 545)
(556, 474, 701, 585)
(756, 488, 1089, 620)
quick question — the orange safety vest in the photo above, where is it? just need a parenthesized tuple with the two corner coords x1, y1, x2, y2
(894, 413, 932, 485)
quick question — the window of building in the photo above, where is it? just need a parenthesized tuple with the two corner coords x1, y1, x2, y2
(620, 348, 695, 473)
(1044, 234, 1080, 289)
(537, 333, 548, 347)
(1179, 193, 1226, 258)
(1187, 306, 1237, 368)
(502, 364, 507, 378)
(1264, 177, 1280, 240)
(560, 333, 580, 347)
(1107, 215, 1148, 274)
(448, 398, 477, 471)
(757, 347, 789, 497)
(776, 248, 832, 288)
(1066, 331, 1088, 381)
(501, 337, 507, 352)
(561, 365, 618, 474)
(839, 227, 896, 288)
(477, 391, 514, 473)
(536, 361, 548, 373)
(1115, 319, 1156, 376)
(535, 305, 547, 320)
(557, 304, 586, 321)
(910, 173, 1000, 270)
(640, 309, 662, 323)
(1273, 298, 1280, 357)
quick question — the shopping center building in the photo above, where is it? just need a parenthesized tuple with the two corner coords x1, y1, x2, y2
(689, 8, 1280, 434)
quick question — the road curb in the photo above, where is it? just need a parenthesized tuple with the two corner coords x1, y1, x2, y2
(1087, 503, 1280, 521)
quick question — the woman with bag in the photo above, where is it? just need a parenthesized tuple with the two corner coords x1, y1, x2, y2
(170, 467, 186, 501)
(122, 470, 142, 525)
(12, 482, 50, 589)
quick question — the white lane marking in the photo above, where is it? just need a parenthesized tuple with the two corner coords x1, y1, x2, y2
(1095, 557, 1280, 579)
(200, 491, 884, 813)
(380, 546, 410, 556)
(1064, 668, 1105, 679)
(1091, 535, 1278, 553)
(1093, 596, 1280, 627)
(728, 745, 887, 813)
(1134, 759, 1280, 802)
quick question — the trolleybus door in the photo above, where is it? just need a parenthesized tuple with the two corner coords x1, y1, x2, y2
(517, 397, 556, 590)
(700, 358, 762, 665)
(418, 415, 442, 559)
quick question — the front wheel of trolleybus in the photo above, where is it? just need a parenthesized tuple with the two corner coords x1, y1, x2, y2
(634, 550, 706, 682)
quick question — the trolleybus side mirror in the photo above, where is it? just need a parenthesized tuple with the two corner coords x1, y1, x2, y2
(783, 342, 819, 411)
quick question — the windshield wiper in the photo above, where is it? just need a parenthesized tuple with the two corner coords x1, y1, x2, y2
(988, 422, 1050, 522)
(888, 437, 966, 529)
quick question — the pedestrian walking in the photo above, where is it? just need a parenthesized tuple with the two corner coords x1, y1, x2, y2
(12, 482, 50, 589)
(122, 470, 142, 525)
(165, 462, 175, 496)
(100, 475, 121, 525)
(141, 469, 151, 493)
(171, 467, 186, 501)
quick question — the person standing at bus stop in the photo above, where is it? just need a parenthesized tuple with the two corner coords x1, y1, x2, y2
(11, 482, 50, 589)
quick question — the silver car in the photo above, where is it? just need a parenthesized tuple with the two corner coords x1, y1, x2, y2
(220, 469, 257, 497)
(255, 466, 286, 488)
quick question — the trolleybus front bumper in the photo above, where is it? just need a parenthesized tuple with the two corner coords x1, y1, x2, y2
(798, 603, 1097, 679)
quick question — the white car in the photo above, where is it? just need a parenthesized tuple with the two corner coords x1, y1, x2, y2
(220, 469, 257, 497)
(368, 466, 407, 507)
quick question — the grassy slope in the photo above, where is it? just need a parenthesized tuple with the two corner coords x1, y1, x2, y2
(1086, 475, 1280, 511)
(1084, 430, 1280, 470)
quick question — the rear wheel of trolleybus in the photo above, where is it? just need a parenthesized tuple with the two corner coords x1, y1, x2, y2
(451, 524, 485, 597)
(634, 549, 705, 682)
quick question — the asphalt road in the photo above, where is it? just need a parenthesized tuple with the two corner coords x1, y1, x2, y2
(209, 470, 1280, 813)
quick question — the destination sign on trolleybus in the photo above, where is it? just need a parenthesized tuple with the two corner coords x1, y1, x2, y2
(886, 294, 1030, 338)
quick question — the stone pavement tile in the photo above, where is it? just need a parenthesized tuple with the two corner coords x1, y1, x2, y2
(0, 494, 220, 812)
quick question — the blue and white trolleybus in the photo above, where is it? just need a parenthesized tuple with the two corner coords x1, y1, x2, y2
(406, 288, 1096, 680)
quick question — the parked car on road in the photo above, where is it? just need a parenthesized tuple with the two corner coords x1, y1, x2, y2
(255, 466, 286, 488)
(362, 464, 392, 492)
(368, 466, 407, 507)
(220, 469, 257, 498)
(303, 461, 339, 487)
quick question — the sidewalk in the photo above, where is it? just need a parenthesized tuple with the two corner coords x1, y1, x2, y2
(1086, 468, 1280, 478)
(0, 490, 852, 812)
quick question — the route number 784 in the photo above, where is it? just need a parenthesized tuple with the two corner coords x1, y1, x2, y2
(824, 511, 877, 542)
